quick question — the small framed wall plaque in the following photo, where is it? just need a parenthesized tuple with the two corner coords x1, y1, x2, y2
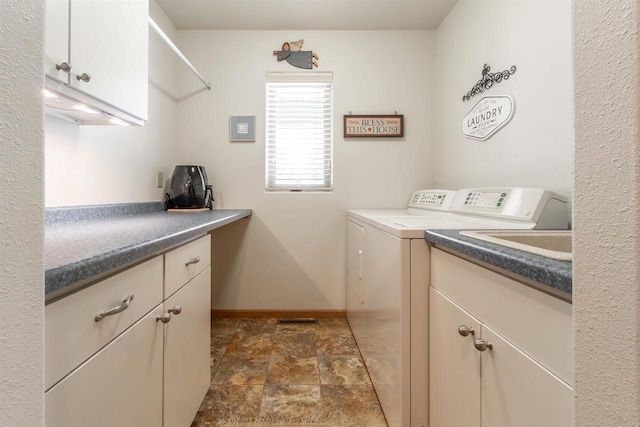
(230, 116, 255, 142)
(344, 115, 404, 138)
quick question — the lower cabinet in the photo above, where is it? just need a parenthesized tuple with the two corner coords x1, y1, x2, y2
(429, 248, 573, 427)
(45, 235, 213, 427)
(164, 266, 212, 427)
(45, 307, 164, 427)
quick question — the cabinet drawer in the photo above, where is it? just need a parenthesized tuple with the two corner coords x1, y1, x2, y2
(45, 306, 164, 427)
(165, 234, 211, 297)
(45, 256, 163, 390)
(431, 248, 573, 385)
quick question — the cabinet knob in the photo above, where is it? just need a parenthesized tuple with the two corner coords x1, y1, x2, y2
(156, 313, 172, 323)
(458, 325, 475, 337)
(474, 338, 493, 351)
(55, 62, 72, 73)
(76, 72, 91, 82)
(168, 305, 182, 315)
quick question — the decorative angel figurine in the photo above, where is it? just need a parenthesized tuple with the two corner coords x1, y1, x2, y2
(273, 39, 319, 69)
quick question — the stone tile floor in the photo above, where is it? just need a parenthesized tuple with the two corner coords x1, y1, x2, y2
(191, 318, 388, 427)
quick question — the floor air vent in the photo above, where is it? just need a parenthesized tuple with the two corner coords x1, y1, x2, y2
(277, 318, 317, 324)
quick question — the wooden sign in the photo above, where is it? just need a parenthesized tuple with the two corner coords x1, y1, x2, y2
(462, 95, 514, 140)
(344, 115, 404, 138)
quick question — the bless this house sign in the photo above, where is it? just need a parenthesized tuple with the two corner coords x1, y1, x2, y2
(462, 95, 514, 140)
(344, 115, 404, 138)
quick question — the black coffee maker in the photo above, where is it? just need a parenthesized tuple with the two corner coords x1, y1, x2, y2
(165, 165, 214, 210)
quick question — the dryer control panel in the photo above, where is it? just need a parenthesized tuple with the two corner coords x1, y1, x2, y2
(460, 189, 510, 211)
(408, 190, 456, 210)
(450, 187, 569, 229)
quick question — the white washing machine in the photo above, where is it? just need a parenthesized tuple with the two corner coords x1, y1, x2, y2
(346, 188, 569, 427)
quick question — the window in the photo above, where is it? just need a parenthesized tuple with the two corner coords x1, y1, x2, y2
(266, 72, 333, 191)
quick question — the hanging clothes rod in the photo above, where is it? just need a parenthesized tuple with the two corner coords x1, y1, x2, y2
(148, 16, 212, 91)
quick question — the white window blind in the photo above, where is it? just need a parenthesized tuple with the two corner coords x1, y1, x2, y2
(266, 72, 333, 191)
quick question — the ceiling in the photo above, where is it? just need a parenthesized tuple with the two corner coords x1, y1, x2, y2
(155, 0, 459, 30)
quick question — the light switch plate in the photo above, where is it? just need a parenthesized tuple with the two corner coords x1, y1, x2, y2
(157, 171, 163, 188)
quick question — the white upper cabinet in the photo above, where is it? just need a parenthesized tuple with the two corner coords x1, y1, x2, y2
(70, 0, 148, 119)
(45, 0, 149, 121)
(44, 0, 69, 81)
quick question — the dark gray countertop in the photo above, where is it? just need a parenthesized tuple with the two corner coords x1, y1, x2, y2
(45, 203, 252, 302)
(425, 229, 572, 297)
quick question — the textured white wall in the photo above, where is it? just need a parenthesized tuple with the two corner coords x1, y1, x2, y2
(175, 30, 435, 309)
(574, 0, 640, 424)
(44, 0, 179, 207)
(433, 0, 572, 200)
(0, 0, 45, 425)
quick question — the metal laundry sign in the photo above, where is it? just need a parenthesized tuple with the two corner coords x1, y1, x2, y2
(462, 95, 514, 141)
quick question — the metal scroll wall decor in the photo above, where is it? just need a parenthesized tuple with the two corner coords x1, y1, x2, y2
(462, 63, 516, 101)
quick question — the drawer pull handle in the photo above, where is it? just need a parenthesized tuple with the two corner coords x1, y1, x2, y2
(95, 295, 134, 322)
(185, 256, 200, 266)
(168, 305, 182, 315)
(474, 339, 493, 352)
(458, 325, 475, 337)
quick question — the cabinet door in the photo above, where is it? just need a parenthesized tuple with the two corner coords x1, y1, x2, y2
(481, 326, 574, 427)
(164, 267, 212, 427)
(346, 220, 364, 339)
(44, 0, 70, 81)
(429, 287, 481, 427)
(69, 0, 149, 119)
(45, 306, 164, 427)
